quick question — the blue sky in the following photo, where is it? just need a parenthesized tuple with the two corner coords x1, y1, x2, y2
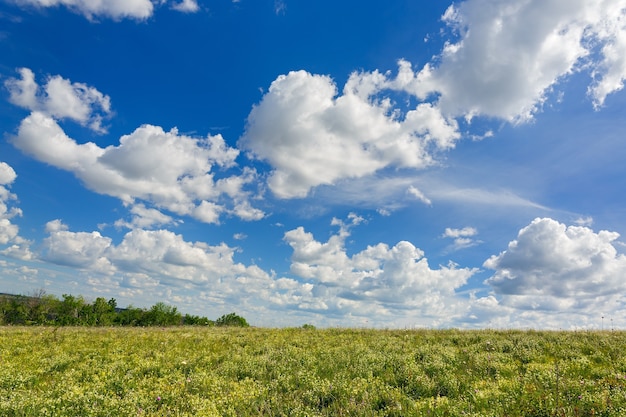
(1, 0, 626, 329)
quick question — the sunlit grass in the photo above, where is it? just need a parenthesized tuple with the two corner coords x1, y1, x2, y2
(1, 327, 626, 416)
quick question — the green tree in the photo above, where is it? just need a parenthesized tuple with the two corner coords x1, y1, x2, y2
(30, 293, 60, 324)
(183, 313, 213, 326)
(144, 302, 182, 326)
(215, 312, 249, 327)
(115, 306, 146, 326)
(58, 294, 86, 325)
(91, 297, 115, 326)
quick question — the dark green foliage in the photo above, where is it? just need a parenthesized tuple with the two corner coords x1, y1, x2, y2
(215, 312, 249, 327)
(143, 302, 182, 326)
(0, 291, 230, 327)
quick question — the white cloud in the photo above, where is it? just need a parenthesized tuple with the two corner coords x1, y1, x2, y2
(443, 226, 480, 251)
(192, 201, 223, 224)
(8, 0, 155, 20)
(443, 227, 477, 239)
(5, 68, 111, 133)
(240, 68, 460, 199)
(0, 162, 23, 246)
(25, 213, 479, 327)
(10, 110, 263, 224)
(45, 218, 68, 233)
(114, 204, 179, 229)
(42, 220, 114, 271)
(430, 185, 549, 209)
(0, 162, 17, 185)
(0, 219, 19, 246)
(171, 0, 199, 13)
(406, 0, 626, 120)
(484, 218, 626, 313)
(240, 1, 626, 202)
(282, 215, 478, 324)
(574, 216, 594, 227)
(407, 185, 431, 205)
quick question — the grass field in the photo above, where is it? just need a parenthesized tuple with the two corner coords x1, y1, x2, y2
(1, 326, 626, 416)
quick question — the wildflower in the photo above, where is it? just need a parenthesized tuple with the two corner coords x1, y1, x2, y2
(157, 396, 161, 401)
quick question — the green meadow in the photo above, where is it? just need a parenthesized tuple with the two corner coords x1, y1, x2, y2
(1, 327, 626, 416)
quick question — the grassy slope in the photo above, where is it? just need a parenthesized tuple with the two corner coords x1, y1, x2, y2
(1, 327, 626, 416)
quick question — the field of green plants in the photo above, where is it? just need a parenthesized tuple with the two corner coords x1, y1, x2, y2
(1, 327, 626, 416)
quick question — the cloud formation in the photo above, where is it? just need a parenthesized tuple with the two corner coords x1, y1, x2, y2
(5, 68, 111, 133)
(0, 162, 20, 245)
(6, 69, 263, 224)
(240, 68, 460, 198)
(171, 0, 199, 13)
(242, 0, 626, 200)
(8, 0, 154, 20)
(413, 0, 626, 119)
(7, 0, 202, 19)
(484, 217, 626, 314)
(281, 214, 478, 324)
(443, 226, 479, 250)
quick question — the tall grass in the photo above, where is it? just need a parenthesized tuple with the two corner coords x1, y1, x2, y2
(1, 327, 625, 416)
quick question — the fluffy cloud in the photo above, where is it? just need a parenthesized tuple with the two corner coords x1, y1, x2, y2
(7, 70, 263, 224)
(9, 0, 202, 19)
(114, 204, 179, 230)
(407, 0, 626, 120)
(40, 220, 268, 284)
(0, 162, 33, 260)
(42, 220, 114, 271)
(241, 1, 626, 200)
(0, 162, 20, 245)
(32, 221, 291, 319)
(0, 162, 17, 186)
(484, 218, 626, 314)
(443, 226, 480, 250)
(5, 68, 111, 132)
(8, 0, 154, 20)
(282, 214, 478, 324)
(240, 68, 460, 199)
(35, 215, 479, 327)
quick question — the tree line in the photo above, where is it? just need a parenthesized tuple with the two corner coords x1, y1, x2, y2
(0, 291, 249, 327)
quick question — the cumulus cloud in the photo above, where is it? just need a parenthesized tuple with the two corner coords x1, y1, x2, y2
(25, 217, 477, 326)
(6, 69, 263, 224)
(33, 221, 293, 319)
(39, 221, 266, 284)
(407, 0, 626, 120)
(240, 68, 460, 198)
(0, 162, 17, 186)
(0, 162, 33, 260)
(5, 68, 111, 133)
(484, 218, 626, 313)
(42, 220, 114, 271)
(282, 214, 478, 324)
(0, 162, 21, 245)
(240, 0, 626, 201)
(7, 0, 154, 20)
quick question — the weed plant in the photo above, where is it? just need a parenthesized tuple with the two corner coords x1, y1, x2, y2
(1, 327, 625, 416)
